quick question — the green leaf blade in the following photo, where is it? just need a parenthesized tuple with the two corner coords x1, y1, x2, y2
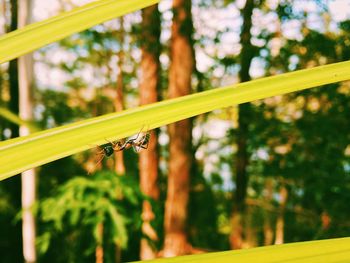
(130, 237, 350, 262)
(1, 61, 350, 180)
(0, 0, 160, 64)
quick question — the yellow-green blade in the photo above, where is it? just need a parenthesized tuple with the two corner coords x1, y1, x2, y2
(131, 237, 350, 263)
(0, 107, 38, 132)
(0, 0, 160, 64)
(1, 60, 350, 180)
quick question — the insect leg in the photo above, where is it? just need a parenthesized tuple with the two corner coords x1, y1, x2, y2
(88, 153, 105, 174)
(111, 139, 125, 152)
(96, 148, 104, 155)
(132, 124, 147, 142)
(132, 144, 141, 153)
(139, 144, 148, 150)
(140, 133, 150, 149)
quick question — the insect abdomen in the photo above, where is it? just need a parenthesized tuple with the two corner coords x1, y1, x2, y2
(142, 133, 150, 145)
(103, 145, 114, 157)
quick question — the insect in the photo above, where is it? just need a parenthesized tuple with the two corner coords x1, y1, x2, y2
(99, 140, 124, 157)
(92, 139, 124, 169)
(118, 129, 151, 152)
(93, 127, 151, 167)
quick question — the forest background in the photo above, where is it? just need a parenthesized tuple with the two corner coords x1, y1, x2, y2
(0, 0, 350, 262)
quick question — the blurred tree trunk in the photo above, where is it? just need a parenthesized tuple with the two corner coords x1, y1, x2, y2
(230, 0, 255, 250)
(114, 17, 126, 176)
(9, 0, 19, 138)
(95, 223, 104, 263)
(163, 0, 194, 257)
(18, 1, 36, 262)
(244, 206, 257, 248)
(92, 15, 127, 263)
(2, 1, 23, 261)
(321, 211, 331, 231)
(274, 185, 288, 245)
(139, 4, 161, 260)
(113, 17, 126, 263)
(263, 179, 274, 246)
(0, 75, 3, 140)
(0, 0, 4, 140)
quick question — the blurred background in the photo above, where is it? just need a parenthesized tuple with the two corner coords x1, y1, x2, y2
(0, 0, 350, 262)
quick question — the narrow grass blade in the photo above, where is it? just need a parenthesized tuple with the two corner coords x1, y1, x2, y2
(132, 237, 350, 263)
(0, 107, 38, 132)
(0, 0, 160, 64)
(0, 60, 350, 180)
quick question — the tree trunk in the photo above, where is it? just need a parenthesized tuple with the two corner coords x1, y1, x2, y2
(0, 74, 3, 141)
(9, 0, 19, 138)
(263, 179, 274, 246)
(244, 206, 257, 248)
(0, 0, 4, 140)
(0, 0, 5, 34)
(95, 223, 104, 263)
(163, 0, 194, 257)
(3, 1, 23, 262)
(230, 0, 256, 250)
(274, 185, 288, 245)
(321, 211, 331, 230)
(18, 1, 36, 262)
(114, 17, 126, 263)
(114, 17, 126, 176)
(139, 4, 161, 260)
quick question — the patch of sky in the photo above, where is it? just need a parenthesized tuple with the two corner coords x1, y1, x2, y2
(329, 0, 350, 21)
(344, 163, 350, 173)
(288, 55, 299, 71)
(252, 148, 269, 161)
(250, 57, 266, 79)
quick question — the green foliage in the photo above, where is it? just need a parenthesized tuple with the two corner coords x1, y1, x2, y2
(37, 90, 85, 128)
(37, 171, 144, 257)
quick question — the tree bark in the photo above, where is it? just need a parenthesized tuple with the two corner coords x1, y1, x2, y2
(139, 4, 161, 260)
(18, 1, 36, 262)
(163, 0, 194, 257)
(244, 206, 257, 248)
(113, 17, 126, 263)
(95, 223, 104, 263)
(3, 1, 23, 262)
(230, 0, 256, 250)
(0, 0, 4, 140)
(274, 185, 288, 245)
(9, 0, 19, 138)
(263, 179, 274, 246)
(114, 17, 126, 176)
